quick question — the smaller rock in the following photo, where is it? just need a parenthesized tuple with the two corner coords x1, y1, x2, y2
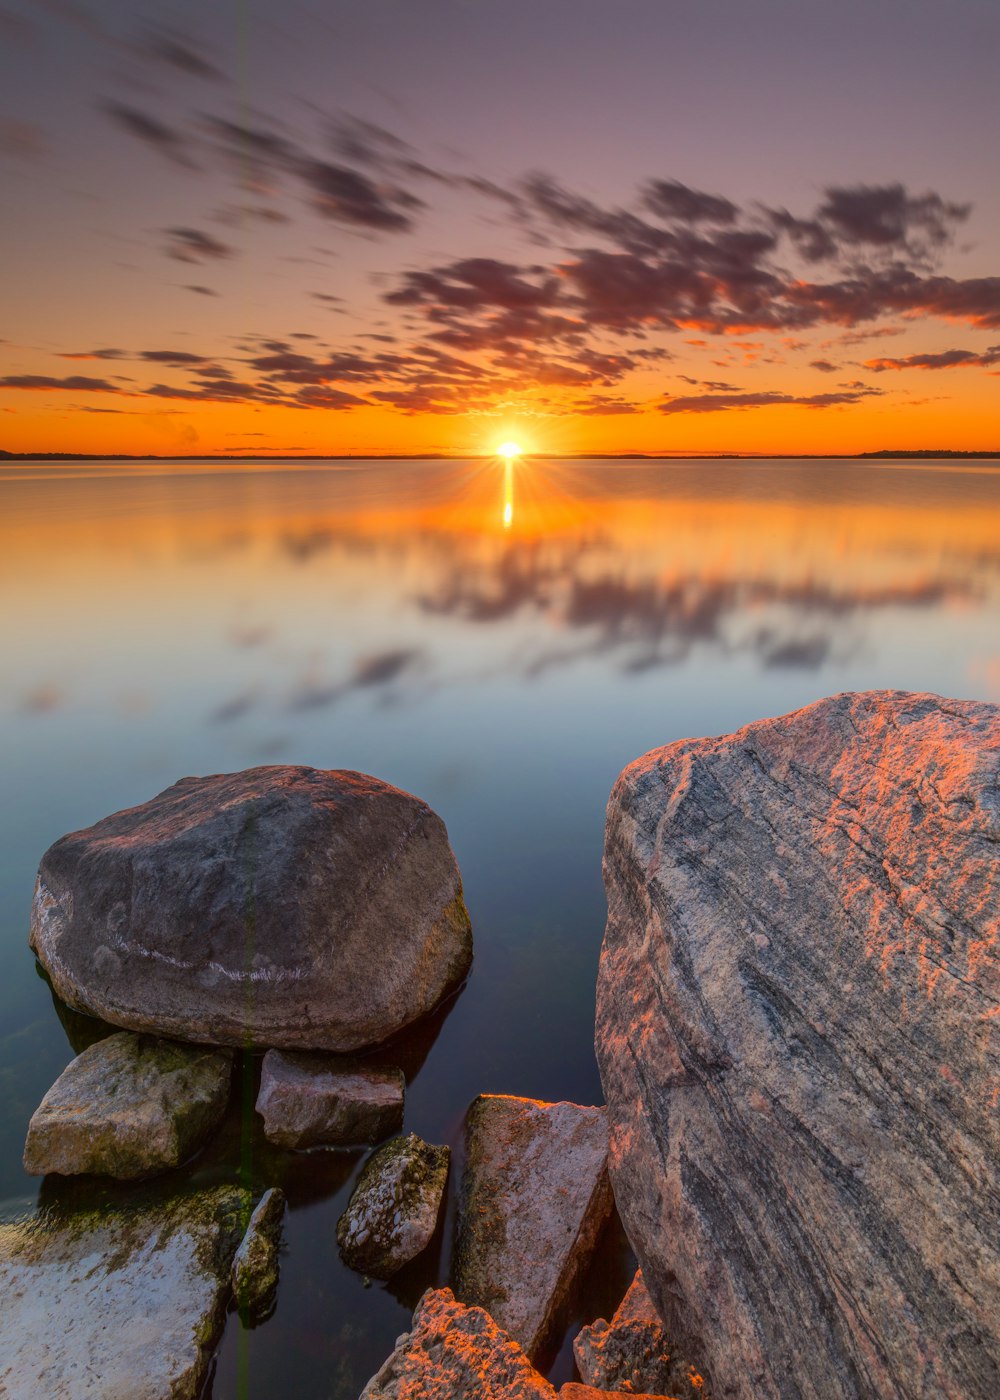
(361, 1287, 556, 1400)
(561, 1386, 681, 1400)
(574, 1270, 708, 1399)
(23, 1032, 232, 1179)
(231, 1187, 286, 1322)
(337, 1132, 449, 1280)
(454, 1095, 613, 1360)
(256, 1050, 404, 1148)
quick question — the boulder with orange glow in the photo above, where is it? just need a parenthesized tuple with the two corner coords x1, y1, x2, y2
(597, 690, 1000, 1400)
(29, 766, 472, 1052)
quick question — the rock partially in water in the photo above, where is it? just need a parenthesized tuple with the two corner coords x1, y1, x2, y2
(361, 1287, 556, 1400)
(0, 1185, 247, 1399)
(453, 1094, 613, 1361)
(574, 1271, 707, 1399)
(30, 766, 473, 1052)
(231, 1186, 285, 1322)
(337, 1132, 449, 1279)
(256, 1049, 404, 1148)
(23, 1031, 232, 1179)
(598, 690, 1000, 1400)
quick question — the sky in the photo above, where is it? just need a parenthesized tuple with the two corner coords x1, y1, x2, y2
(1, 0, 999, 457)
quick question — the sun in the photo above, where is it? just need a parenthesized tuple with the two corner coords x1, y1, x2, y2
(496, 440, 522, 460)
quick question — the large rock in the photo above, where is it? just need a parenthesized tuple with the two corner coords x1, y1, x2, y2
(256, 1049, 404, 1148)
(23, 1031, 232, 1179)
(361, 1287, 557, 1400)
(30, 766, 472, 1051)
(453, 1095, 613, 1361)
(574, 1270, 707, 1399)
(337, 1132, 449, 1279)
(0, 1186, 247, 1399)
(597, 691, 1000, 1400)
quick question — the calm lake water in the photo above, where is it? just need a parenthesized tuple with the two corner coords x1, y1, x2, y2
(2, 456, 998, 1397)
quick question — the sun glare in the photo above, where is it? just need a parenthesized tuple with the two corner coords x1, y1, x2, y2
(496, 441, 522, 459)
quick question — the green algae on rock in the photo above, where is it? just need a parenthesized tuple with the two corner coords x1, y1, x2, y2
(23, 1030, 232, 1179)
(337, 1131, 449, 1279)
(0, 1185, 248, 1400)
(232, 1186, 286, 1322)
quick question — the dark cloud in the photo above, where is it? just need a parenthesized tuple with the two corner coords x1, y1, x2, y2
(0, 374, 123, 392)
(642, 179, 738, 225)
(140, 349, 212, 366)
(101, 102, 198, 169)
(659, 388, 882, 414)
(139, 27, 223, 81)
(809, 359, 839, 373)
(816, 184, 969, 252)
(164, 226, 233, 262)
(57, 348, 123, 360)
(298, 159, 423, 231)
(183, 284, 218, 296)
(864, 345, 1000, 371)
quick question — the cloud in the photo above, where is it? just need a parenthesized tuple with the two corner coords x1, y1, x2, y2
(809, 359, 839, 373)
(139, 27, 224, 81)
(183, 284, 218, 296)
(101, 102, 198, 169)
(57, 348, 123, 360)
(864, 345, 1000, 371)
(0, 374, 124, 393)
(163, 227, 234, 262)
(642, 179, 738, 225)
(815, 184, 969, 252)
(659, 388, 882, 414)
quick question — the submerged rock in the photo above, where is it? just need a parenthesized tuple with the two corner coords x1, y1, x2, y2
(30, 766, 472, 1052)
(0, 1185, 247, 1399)
(337, 1132, 449, 1279)
(23, 1031, 232, 1179)
(574, 1270, 707, 1399)
(598, 691, 1000, 1400)
(231, 1186, 286, 1321)
(256, 1049, 404, 1148)
(361, 1287, 556, 1400)
(453, 1094, 613, 1361)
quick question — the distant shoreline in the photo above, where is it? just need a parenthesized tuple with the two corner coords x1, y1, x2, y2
(2, 449, 998, 463)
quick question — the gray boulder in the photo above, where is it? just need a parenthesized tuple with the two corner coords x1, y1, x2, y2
(574, 1270, 708, 1398)
(453, 1095, 613, 1361)
(0, 1186, 247, 1399)
(231, 1186, 286, 1321)
(361, 1287, 557, 1400)
(256, 1049, 404, 1148)
(23, 1031, 232, 1179)
(337, 1132, 449, 1279)
(30, 766, 472, 1051)
(598, 691, 1000, 1400)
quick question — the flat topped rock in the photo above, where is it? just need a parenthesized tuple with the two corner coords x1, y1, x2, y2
(23, 1031, 232, 1179)
(362, 1287, 557, 1400)
(0, 1186, 248, 1400)
(453, 1095, 613, 1361)
(598, 691, 1000, 1400)
(337, 1132, 449, 1279)
(30, 766, 472, 1051)
(256, 1049, 404, 1148)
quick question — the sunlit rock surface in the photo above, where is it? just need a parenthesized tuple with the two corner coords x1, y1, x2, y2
(453, 1095, 613, 1361)
(0, 1186, 247, 1400)
(361, 1287, 557, 1400)
(574, 1270, 707, 1399)
(231, 1186, 285, 1321)
(23, 1031, 232, 1179)
(256, 1049, 404, 1148)
(30, 766, 472, 1051)
(337, 1132, 449, 1279)
(598, 690, 1000, 1399)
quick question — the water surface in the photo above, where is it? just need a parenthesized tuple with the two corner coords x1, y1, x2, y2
(2, 457, 998, 1396)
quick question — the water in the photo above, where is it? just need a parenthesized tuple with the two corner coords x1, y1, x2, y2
(2, 456, 998, 1396)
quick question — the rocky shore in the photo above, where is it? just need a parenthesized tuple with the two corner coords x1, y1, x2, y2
(3, 694, 997, 1398)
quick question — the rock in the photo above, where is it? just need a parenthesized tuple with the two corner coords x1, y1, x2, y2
(30, 766, 472, 1052)
(231, 1186, 286, 1321)
(560, 1387, 680, 1400)
(597, 691, 1000, 1400)
(453, 1095, 613, 1361)
(337, 1132, 449, 1279)
(256, 1049, 404, 1148)
(23, 1031, 232, 1179)
(0, 1186, 247, 1399)
(361, 1286, 556, 1400)
(574, 1271, 707, 1399)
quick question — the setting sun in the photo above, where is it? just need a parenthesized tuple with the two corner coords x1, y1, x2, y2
(496, 441, 523, 460)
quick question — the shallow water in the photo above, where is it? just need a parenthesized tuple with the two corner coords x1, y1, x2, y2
(1, 456, 998, 1396)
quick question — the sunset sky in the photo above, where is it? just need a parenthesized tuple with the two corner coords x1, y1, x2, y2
(2, 0, 999, 457)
